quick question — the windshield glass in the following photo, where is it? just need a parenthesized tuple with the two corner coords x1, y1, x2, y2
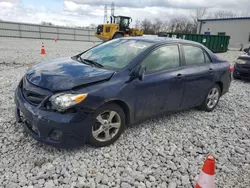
(121, 18, 130, 26)
(115, 17, 120, 24)
(80, 39, 153, 70)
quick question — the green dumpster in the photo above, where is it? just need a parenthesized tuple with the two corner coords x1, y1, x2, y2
(158, 33, 230, 53)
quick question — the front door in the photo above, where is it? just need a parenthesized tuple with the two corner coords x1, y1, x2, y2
(133, 44, 185, 120)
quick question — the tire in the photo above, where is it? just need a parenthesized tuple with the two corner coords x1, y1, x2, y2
(199, 84, 221, 112)
(88, 103, 126, 147)
(113, 33, 123, 39)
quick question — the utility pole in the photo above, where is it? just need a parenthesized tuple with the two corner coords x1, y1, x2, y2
(111, 2, 115, 16)
(135, 19, 140, 29)
(104, 4, 107, 23)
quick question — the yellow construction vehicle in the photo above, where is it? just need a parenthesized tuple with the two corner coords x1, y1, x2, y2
(95, 15, 144, 41)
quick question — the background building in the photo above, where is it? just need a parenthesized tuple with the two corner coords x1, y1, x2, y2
(197, 17, 250, 48)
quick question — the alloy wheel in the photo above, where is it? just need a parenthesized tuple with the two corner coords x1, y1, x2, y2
(92, 110, 121, 142)
(206, 88, 219, 109)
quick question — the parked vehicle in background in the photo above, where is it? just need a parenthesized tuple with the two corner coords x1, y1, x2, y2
(233, 53, 250, 80)
(95, 15, 144, 41)
(14, 37, 232, 148)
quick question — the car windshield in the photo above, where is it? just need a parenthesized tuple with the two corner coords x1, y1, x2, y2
(80, 39, 153, 70)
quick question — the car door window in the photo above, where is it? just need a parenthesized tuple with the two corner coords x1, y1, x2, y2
(183, 45, 206, 65)
(204, 52, 212, 63)
(141, 45, 180, 73)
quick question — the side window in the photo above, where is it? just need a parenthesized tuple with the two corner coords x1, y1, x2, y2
(218, 32, 226, 36)
(141, 45, 180, 73)
(204, 52, 212, 63)
(183, 45, 205, 65)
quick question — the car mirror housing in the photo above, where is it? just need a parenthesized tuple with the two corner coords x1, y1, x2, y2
(138, 66, 146, 81)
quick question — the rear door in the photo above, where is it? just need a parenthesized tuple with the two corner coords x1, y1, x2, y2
(133, 44, 185, 120)
(180, 44, 215, 108)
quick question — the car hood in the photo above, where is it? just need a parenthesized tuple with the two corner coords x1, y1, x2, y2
(26, 57, 115, 91)
(239, 53, 250, 59)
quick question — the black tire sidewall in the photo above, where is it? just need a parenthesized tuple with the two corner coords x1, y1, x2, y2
(88, 103, 126, 147)
(113, 33, 123, 39)
(201, 84, 221, 112)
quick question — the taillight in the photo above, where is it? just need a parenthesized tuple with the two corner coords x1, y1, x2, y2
(229, 65, 233, 72)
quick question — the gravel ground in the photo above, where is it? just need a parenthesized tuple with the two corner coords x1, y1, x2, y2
(0, 37, 250, 188)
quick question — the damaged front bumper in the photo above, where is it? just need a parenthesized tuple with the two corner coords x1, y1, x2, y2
(14, 86, 94, 148)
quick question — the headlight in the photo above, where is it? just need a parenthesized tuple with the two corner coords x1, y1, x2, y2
(235, 59, 247, 64)
(50, 93, 88, 112)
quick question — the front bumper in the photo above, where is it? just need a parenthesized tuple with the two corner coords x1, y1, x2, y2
(14, 85, 94, 148)
(234, 65, 250, 80)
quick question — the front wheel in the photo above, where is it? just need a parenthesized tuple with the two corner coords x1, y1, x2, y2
(199, 84, 221, 112)
(88, 103, 125, 147)
(112, 33, 123, 39)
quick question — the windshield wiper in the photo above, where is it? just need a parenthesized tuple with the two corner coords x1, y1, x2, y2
(82, 58, 103, 68)
(77, 56, 91, 66)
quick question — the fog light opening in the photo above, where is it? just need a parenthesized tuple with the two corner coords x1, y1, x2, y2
(50, 130, 63, 141)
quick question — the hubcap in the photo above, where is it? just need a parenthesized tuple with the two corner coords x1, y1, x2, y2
(207, 88, 219, 109)
(92, 111, 121, 142)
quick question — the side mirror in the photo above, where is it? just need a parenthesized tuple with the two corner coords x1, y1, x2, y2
(138, 66, 146, 81)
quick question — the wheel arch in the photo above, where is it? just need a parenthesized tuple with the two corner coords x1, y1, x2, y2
(215, 81, 223, 95)
(112, 32, 124, 39)
(98, 99, 131, 125)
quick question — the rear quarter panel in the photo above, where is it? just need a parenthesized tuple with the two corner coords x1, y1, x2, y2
(213, 61, 231, 95)
(203, 45, 231, 95)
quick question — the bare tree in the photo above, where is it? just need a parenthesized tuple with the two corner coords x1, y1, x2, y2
(141, 19, 153, 34)
(89, 23, 97, 29)
(151, 19, 163, 34)
(168, 18, 196, 34)
(40, 21, 54, 26)
(239, 11, 250, 17)
(191, 8, 207, 33)
(210, 10, 237, 18)
(161, 21, 169, 32)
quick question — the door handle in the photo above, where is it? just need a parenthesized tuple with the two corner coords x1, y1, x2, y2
(176, 74, 183, 79)
(209, 68, 213, 74)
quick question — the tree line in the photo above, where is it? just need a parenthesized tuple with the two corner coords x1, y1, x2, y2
(140, 9, 250, 35)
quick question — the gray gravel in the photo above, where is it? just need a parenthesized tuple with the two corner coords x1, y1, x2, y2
(0, 37, 250, 188)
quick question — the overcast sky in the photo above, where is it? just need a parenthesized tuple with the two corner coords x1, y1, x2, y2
(0, 0, 249, 27)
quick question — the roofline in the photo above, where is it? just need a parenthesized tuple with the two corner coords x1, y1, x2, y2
(198, 17, 250, 22)
(112, 15, 131, 18)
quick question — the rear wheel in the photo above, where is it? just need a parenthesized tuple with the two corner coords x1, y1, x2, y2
(88, 103, 125, 147)
(113, 33, 123, 39)
(199, 84, 221, 112)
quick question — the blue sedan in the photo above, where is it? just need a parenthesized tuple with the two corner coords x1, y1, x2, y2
(15, 37, 232, 148)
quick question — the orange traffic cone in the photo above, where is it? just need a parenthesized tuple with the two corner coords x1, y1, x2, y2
(41, 43, 46, 55)
(195, 155, 215, 188)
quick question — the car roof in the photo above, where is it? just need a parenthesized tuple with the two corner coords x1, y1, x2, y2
(122, 36, 200, 45)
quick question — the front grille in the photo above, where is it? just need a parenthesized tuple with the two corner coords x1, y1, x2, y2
(242, 65, 250, 69)
(21, 79, 46, 106)
(239, 72, 250, 77)
(22, 88, 45, 106)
